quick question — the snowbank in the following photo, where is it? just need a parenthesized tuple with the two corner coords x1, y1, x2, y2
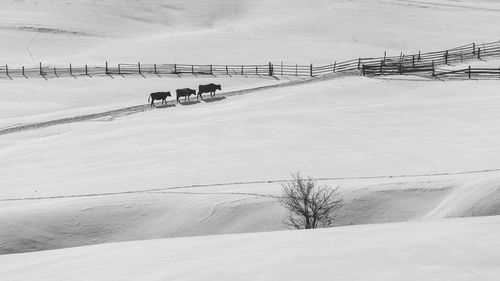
(425, 176, 500, 219)
(1, 216, 499, 281)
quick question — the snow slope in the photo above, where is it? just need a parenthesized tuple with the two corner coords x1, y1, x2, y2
(0, 76, 284, 129)
(425, 176, 500, 219)
(1, 0, 499, 65)
(1, 216, 499, 281)
(2, 77, 500, 198)
(1, 0, 500, 270)
(2, 76, 500, 253)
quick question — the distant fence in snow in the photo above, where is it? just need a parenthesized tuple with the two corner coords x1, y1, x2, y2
(1, 40, 500, 80)
(361, 40, 500, 78)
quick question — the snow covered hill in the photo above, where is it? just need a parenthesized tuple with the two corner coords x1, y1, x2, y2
(1, 0, 500, 279)
(1, 216, 499, 281)
(1, 0, 499, 64)
(1, 75, 500, 254)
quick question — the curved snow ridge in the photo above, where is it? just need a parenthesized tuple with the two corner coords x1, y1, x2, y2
(0, 75, 335, 136)
(1, 216, 500, 281)
(424, 176, 500, 219)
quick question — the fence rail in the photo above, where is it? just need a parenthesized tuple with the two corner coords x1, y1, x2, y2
(434, 67, 500, 79)
(1, 40, 500, 80)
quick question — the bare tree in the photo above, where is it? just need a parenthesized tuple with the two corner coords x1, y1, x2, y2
(279, 172, 343, 229)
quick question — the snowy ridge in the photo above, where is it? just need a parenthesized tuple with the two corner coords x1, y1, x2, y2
(425, 177, 500, 219)
(1, 216, 500, 281)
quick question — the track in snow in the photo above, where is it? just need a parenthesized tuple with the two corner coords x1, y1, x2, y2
(0, 74, 343, 136)
(1, 167, 499, 202)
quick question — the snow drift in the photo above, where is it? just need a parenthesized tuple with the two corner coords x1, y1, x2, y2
(1, 216, 499, 281)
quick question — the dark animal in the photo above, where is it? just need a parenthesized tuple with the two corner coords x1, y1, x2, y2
(197, 83, 221, 99)
(148, 91, 171, 107)
(176, 88, 197, 103)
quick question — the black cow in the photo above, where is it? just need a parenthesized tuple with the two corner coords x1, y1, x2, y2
(176, 88, 197, 103)
(149, 91, 171, 107)
(197, 83, 221, 99)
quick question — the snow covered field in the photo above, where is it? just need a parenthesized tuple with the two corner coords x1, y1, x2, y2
(1, 0, 499, 65)
(2, 216, 500, 281)
(1, 0, 500, 280)
(2, 75, 500, 254)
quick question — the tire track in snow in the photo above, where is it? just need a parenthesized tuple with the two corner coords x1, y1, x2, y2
(1, 168, 499, 202)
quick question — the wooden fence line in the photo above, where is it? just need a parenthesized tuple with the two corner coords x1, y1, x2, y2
(1, 40, 500, 80)
(363, 62, 500, 79)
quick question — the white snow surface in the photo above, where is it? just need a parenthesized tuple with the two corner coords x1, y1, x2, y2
(1, 216, 500, 281)
(0, 0, 499, 65)
(2, 76, 500, 254)
(1, 0, 500, 279)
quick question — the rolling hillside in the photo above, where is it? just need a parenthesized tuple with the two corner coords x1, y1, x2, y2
(1, 0, 500, 280)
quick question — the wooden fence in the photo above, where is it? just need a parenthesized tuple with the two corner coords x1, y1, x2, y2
(1, 40, 500, 80)
(361, 41, 500, 78)
(434, 67, 500, 79)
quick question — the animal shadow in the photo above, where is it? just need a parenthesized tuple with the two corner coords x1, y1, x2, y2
(155, 103, 176, 109)
(202, 96, 226, 103)
(179, 100, 201, 106)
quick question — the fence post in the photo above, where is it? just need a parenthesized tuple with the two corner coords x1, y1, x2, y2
(138, 62, 142, 75)
(472, 43, 476, 54)
(255, 66, 258, 75)
(174, 64, 177, 73)
(269, 62, 273, 76)
(70, 63, 72, 76)
(468, 66, 471, 79)
(432, 61, 435, 76)
(295, 64, 298, 76)
(85, 64, 88, 76)
(357, 58, 361, 69)
(191, 65, 194, 75)
(418, 51, 421, 62)
(333, 61, 336, 73)
(412, 55, 415, 67)
(39, 62, 42, 76)
(118, 64, 121, 75)
(22, 66, 25, 78)
(53, 67, 57, 77)
(210, 65, 213, 75)
(105, 61, 109, 75)
(241, 65, 243, 75)
(226, 65, 228, 75)
(6, 64, 11, 79)
(445, 50, 448, 64)
(153, 64, 157, 75)
(310, 63, 313, 77)
(281, 61, 283, 76)
(477, 48, 481, 59)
